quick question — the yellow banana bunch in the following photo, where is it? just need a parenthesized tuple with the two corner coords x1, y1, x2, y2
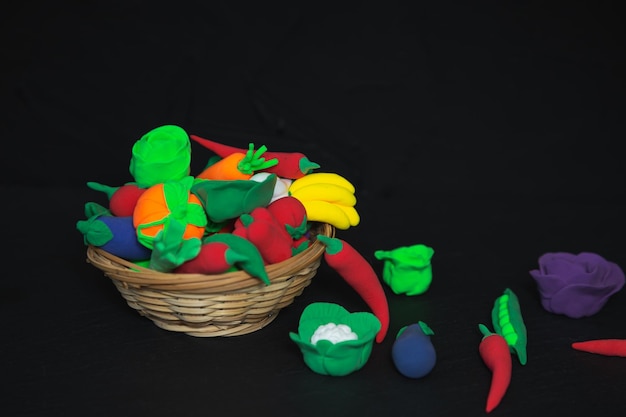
(289, 172, 355, 194)
(289, 172, 360, 230)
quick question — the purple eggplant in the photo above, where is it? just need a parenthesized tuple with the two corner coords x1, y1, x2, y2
(391, 321, 436, 379)
(77, 215, 151, 261)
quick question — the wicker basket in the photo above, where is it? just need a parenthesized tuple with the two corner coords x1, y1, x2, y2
(86, 222, 335, 337)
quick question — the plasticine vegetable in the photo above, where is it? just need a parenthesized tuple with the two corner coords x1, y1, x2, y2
(232, 207, 294, 264)
(149, 217, 202, 272)
(132, 176, 207, 249)
(190, 174, 277, 223)
(190, 134, 320, 179)
(196, 143, 278, 181)
(87, 182, 147, 217)
(529, 251, 625, 318)
(250, 171, 291, 203)
(129, 124, 192, 188)
(571, 339, 626, 357)
(492, 288, 528, 365)
(391, 321, 437, 379)
(317, 235, 389, 343)
(289, 302, 380, 377)
(265, 196, 309, 240)
(478, 323, 512, 413)
(374, 244, 435, 296)
(174, 241, 242, 274)
(76, 213, 152, 261)
(202, 232, 270, 284)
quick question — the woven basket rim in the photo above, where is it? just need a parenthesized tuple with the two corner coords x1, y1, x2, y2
(86, 222, 334, 294)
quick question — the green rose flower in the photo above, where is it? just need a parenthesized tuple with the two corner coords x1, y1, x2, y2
(129, 124, 192, 188)
(289, 302, 380, 376)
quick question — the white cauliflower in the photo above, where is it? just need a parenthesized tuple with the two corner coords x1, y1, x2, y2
(250, 172, 292, 203)
(311, 322, 358, 345)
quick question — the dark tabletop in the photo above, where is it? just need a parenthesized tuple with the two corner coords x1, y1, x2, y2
(2, 2, 625, 416)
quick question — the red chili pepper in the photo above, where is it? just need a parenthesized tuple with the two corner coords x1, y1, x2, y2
(478, 323, 512, 413)
(190, 134, 320, 179)
(571, 339, 626, 357)
(174, 241, 233, 274)
(317, 235, 389, 343)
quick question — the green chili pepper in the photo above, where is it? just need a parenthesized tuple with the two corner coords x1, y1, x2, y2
(491, 288, 527, 365)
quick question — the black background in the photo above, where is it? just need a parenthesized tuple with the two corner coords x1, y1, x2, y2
(2, 2, 625, 416)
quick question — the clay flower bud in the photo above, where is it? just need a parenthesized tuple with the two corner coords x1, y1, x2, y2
(529, 252, 625, 318)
